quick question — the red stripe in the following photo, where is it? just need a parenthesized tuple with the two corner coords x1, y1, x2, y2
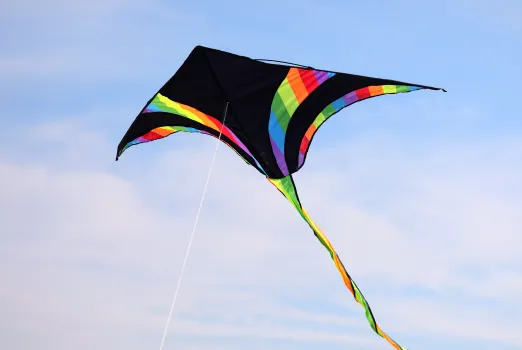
(300, 137, 310, 154)
(142, 131, 165, 141)
(356, 87, 371, 99)
(299, 69, 319, 93)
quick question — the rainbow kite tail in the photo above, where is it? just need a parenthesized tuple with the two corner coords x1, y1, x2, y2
(268, 175, 407, 350)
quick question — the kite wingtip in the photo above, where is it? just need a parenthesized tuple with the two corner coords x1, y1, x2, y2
(115, 147, 125, 161)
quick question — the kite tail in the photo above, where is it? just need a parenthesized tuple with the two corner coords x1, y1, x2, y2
(268, 175, 407, 350)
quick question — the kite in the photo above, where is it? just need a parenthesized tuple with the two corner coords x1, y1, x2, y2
(116, 46, 445, 350)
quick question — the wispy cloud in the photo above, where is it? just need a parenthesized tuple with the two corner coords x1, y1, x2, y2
(2, 110, 521, 349)
(2, 1, 521, 349)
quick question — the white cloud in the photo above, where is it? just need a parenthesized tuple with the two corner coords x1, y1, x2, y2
(0, 137, 377, 350)
(383, 297, 522, 347)
(2, 115, 522, 350)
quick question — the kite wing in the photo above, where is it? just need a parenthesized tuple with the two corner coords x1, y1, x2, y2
(116, 45, 445, 350)
(117, 46, 443, 179)
(116, 93, 267, 175)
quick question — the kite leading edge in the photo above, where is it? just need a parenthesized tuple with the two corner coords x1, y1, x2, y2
(116, 46, 445, 350)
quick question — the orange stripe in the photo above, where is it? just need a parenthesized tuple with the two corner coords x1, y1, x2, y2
(178, 104, 220, 131)
(333, 255, 355, 294)
(305, 124, 317, 139)
(288, 70, 309, 103)
(369, 85, 384, 96)
(175, 104, 239, 143)
(300, 124, 318, 154)
(376, 325, 401, 350)
(154, 127, 176, 137)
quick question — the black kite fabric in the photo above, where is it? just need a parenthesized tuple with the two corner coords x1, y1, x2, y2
(116, 45, 445, 350)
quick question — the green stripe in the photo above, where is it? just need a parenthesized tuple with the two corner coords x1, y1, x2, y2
(272, 93, 292, 131)
(277, 81, 299, 116)
(268, 175, 406, 350)
(396, 85, 410, 93)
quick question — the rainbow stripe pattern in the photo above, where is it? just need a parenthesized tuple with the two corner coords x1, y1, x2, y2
(120, 125, 197, 154)
(118, 66, 438, 350)
(269, 175, 407, 350)
(298, 84, 422, 167)
(120, 93, 266, 174)
(269, 68, 336, 176)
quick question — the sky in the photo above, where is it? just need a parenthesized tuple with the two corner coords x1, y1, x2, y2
(1, 0, 522, 349)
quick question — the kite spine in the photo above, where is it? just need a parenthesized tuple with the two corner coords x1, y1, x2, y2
(268, 175, 407, 350)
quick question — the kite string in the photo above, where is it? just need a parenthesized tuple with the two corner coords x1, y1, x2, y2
(159, 102, 229, 350)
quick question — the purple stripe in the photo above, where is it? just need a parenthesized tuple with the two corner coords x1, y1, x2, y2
(313, 70, 329, 84)
(141, 104, 256, 162)
(229, 134, 254, 158)
(270, 136, 289, 176)
(297, 152, 305, 168)
(141, 94, 267, 175)
(343, 92, 358, 105)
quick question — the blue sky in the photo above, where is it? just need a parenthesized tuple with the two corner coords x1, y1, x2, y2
(1, 0, 521, 349)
